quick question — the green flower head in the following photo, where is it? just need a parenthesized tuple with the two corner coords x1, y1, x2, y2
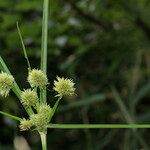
(53, 76, 75, 97)
(30, 104, 52, 133)
(28, 69, 48, 88)
(0, 72, 14, 97)
(38, 104, 51, 114)
(21, 89, 38, 108)
(19, 118, 32, 131)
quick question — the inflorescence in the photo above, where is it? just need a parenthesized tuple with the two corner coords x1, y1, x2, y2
(0, 72, 14, 97)
(0, 69, 75, 133)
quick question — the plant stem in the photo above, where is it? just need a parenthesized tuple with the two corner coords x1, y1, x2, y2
(48, 124, 150, 129)
(51, 97, 62, 116)
(16, 22, 31, 71)
(40, 132, 47, 150)
(40, 0, 49, 103)
(41, 0, 49, 74)
(0, 111, 22, 121)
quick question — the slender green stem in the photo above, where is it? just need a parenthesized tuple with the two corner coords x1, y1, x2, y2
(40, 0, 49, 103)
(0, 111, 22, 121)
(41, 0, 49, 73)
(16, 22, 31, 71)
(48, 124, 150, 129)
(49, 97, 62, 121)
(40, 132, 47, 150)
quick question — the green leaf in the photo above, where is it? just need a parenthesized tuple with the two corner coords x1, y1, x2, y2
(0, 111, 22, 121)
(111, 87, 134, 123)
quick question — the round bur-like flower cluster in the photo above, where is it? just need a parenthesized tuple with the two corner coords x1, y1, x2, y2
(0, 72, 14, 97)
(19, 118, 32, 131)
(53, 76, 75, 97)
(21, 89, 38, 108)
(30, 104, 52, 132)
(28, 69, 48, 88)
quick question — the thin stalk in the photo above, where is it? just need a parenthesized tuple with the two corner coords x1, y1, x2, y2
(17, 22, 31, 71)
(40, 132, 47, 150)
(48, 124, 150, 129)
(41, 0, 49, 73)
(49, 97, 62, 121)
(0, 111, 22, 121)
(40, 0, 49, 103)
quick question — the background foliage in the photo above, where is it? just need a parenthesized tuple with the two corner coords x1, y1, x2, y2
(0, 0, 150, 149)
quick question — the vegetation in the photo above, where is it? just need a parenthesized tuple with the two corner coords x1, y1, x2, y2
(0, 0, 150, 149)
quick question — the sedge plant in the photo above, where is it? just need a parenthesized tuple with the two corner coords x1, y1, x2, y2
(0, 0, 150, 150)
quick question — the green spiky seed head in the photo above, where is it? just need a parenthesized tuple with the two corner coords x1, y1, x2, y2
(19, 118, 32, 131)
(53, 76, 75, 97)
(38, 104, 51, 114)
(21, 89, 38, 108)
(30, 104, 52, 132)
(28, 69, 48, 88)
(0, 72, 14, 97)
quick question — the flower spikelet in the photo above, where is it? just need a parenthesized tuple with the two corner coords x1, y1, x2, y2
(21, 89, 38, 108)
(0, 72, 14, 97)
(28, 69, 48, 88)
(30, 104, 52, 132)
(53, 76, 75, 97)
(19, 118, 32, 131)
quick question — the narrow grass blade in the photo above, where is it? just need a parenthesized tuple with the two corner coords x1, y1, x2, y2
(48, 124, 150, 129)
(40, 0, 49, 103)
(111, 86, 149, 150)
(57, 94, 106, 112)
(111, 87, 134, 123)
(0, 111, 22, 121)
(16, 22, 31, 71)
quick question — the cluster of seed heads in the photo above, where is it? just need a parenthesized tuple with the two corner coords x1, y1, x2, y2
(0, 69, 75, 133)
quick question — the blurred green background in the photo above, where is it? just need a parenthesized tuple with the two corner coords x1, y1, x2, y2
(0, 0, 150, 149)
